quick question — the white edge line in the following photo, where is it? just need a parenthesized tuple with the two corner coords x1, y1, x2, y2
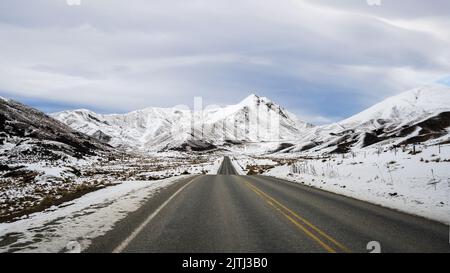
(112, 176, 199, 253)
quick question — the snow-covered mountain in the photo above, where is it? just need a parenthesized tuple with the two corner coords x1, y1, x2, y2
(286, 83, 450, 154)
(52, 94, 313, 152)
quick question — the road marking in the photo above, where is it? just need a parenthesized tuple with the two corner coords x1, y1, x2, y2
(243, 179, 351, 253)
(249, 181, 351, 253)
(243, 181, 335, 253)
(112, 176, 199, 253)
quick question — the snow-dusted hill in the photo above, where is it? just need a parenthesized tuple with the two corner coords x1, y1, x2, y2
(52, 95, 313, 152)
(1, 97, 111, 160)
(0, 98, 117, 222)
(286, 83, 450, 154)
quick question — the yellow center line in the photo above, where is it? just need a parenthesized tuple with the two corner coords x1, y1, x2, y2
(241, 178, 351, 253)
(243, 181, 336, 253)
(249, 182, 351, 253)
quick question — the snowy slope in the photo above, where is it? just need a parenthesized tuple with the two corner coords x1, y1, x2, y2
(53, 94, 312, 152)
(287, 83, 450, 154)
(1, 99, 110, 159)
(340, 84, 450, 128)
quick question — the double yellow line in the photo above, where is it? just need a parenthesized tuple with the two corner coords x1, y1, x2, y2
(243, 180, 351, 253)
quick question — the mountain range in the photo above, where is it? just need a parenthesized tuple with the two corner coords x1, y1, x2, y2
(51, 83, 450, 154)
(1, 83, 449, 156)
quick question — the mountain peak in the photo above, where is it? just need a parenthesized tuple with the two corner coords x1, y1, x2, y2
(239, 93, 272, 106)
(247, 93, 260, 99)
(242, 93, 260, 102)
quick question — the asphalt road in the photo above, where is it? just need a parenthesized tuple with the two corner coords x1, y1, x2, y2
(87, 156, 450, 253)
(217, 156, 239, 175)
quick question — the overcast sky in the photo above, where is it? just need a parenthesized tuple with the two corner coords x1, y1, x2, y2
(0, 0, 449, 124)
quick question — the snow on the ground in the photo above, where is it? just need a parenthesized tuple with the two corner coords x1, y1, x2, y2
(0, 175, 191, 253)
(230, 157, 246, 175)
(236, 144, 450, 224)
(208, 157, 224, 174)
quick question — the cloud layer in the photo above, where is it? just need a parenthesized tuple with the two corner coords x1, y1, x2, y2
(0, 0, 449, 123)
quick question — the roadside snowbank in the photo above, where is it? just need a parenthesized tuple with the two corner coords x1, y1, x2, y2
(0, 175, 190, 253)
(230, 157, 246, 175)
(209, 157, 224, 175)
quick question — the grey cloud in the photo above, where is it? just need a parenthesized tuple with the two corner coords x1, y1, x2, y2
(306, 0, 450, 19)
(0, 0, 448, 123)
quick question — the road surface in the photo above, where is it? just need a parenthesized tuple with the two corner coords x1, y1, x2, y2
(87, 157, 450, 253)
